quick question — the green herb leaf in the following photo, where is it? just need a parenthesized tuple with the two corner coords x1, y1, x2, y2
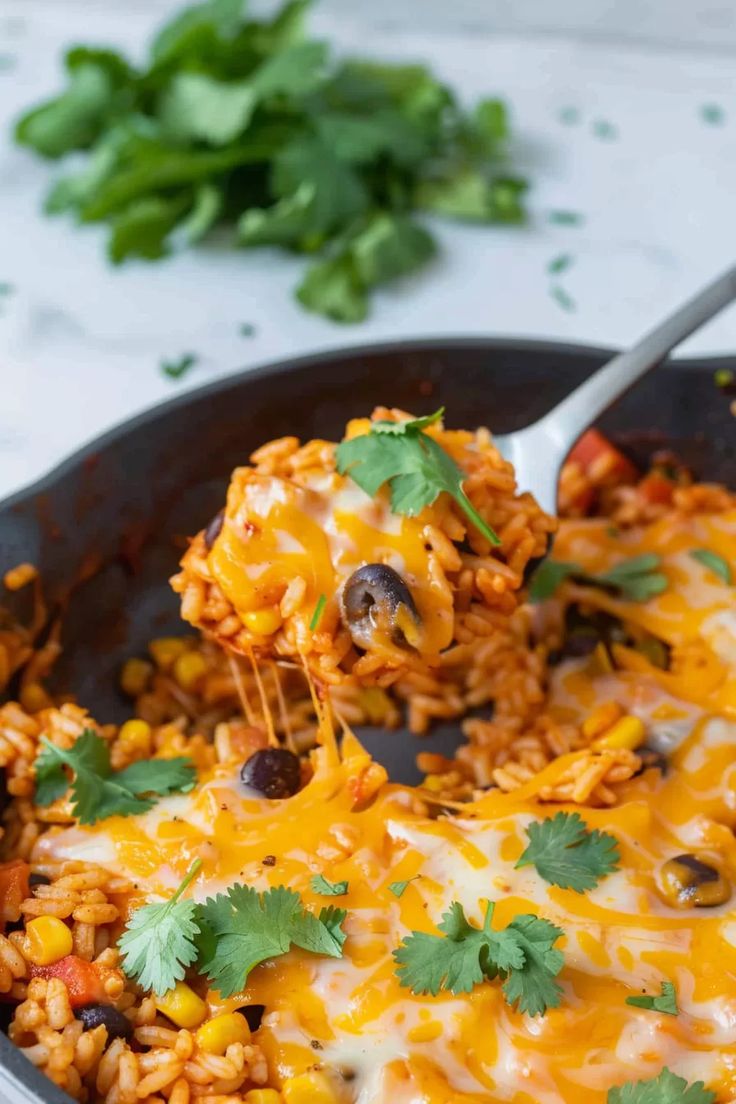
(625, 981, 678, 1016)
(34, 729, 196, 825)
(689, 548, 732, 585)
(388, 878, 417, 898)
(550, 284, 576, 312)
(547, 209, 584, 226)
(310, 874, 348, 896)
(309, 594, 327, 631)
(118, 860, 202, 995)
(699, 103, 725, 126)
(161, 353, 198, 380)
(529, 553, 668, 604)
(528, 560, 581, 602)
(607, 1067, 715, 1104)
(393, 900, 564, 1016)
(592, 119, 618, 141)
(197, 884, 347, 997)
(547, 253, 574, 275)
(336, 410, 500, 544)
(15, 0, 528, 323)
(516, 812, 620, 892)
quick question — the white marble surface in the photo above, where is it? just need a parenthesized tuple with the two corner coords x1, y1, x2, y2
(1, 0, 736, 506)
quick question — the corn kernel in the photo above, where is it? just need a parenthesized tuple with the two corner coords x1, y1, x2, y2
(25, 915, 73, 966)
(155, 982, 208, 1029)
(282, 1072, 339, 1104)
(149, 637, 188, 671)
(242, 607, 283, 637)
(245, 1092, 283, 1104)
(173, 650, 208, 693)
(118, 720, 152, 755)
(421, 774, 446, 793)
(594, 714, 646, 751)
(20, 683, 53, 714)
(120, 657, 153, 697)
(3, 563, 38, 591)
(196, 1011, 251, 1054)
(582, 701, 624, 740)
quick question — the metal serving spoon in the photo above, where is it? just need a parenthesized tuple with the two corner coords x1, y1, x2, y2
(495, 265, 736, 514)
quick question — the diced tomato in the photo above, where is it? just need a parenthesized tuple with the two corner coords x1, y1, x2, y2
(0, 860, 30, 925)
(30, 956, 106, 1007)
(638, 471, 675, 506)
(568, 429, 638, 483)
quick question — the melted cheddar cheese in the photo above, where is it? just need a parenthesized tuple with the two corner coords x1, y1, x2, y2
(38, 508, 736, 1103)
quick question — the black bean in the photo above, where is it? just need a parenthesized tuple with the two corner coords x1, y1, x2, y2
(75, 1003, 133, 1040)
(240, 748, 301, 799)
(341, 563, 419, 650)
(240, 1004, 265, 1032)
(203, 510, 225, 550)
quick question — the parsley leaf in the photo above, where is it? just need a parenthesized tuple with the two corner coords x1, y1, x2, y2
(336, 409, 500, 545)
(689, 548, 732, 585)
(393, 900, 564, 1016)
(310, 874, 348, 896)
(529, 553, 668, 604)
(625, 981, 678, 1016)
(34, 729, 196, 825)
(118, 859, 202, 996)
(607, 1067, 715, 1104)
(197, 884, 347, 997)
(516, 812, 620, 892)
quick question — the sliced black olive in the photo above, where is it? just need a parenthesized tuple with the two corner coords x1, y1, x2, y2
(660, 853, 731, 908)
(203, 510, 225, 550)
(634, 745, 668, 776)
(29, 872, 51, 888)
(75, 1003, 134, 1040)
(341, 563, 420, 650)
(239, 1004, 265, 1032)
(240, 747, 301, 799)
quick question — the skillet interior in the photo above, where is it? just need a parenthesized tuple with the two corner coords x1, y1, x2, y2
(0, 338, 734, 1104)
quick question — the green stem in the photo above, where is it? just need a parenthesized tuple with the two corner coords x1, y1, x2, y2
(457, 490, 501, 547)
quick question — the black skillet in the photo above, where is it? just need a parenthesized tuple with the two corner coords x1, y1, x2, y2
(0, 338, 734, 1104)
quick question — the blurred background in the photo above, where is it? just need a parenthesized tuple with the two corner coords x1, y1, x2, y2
(1, 0, 735, 503)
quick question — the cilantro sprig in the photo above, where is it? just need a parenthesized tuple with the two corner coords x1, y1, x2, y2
(516, 812, 620, 893)
(393, 900, 564, 1016)
(14, 1, 528, 324)
(197, 884, 347, 998)
(310, 874, 348, 896)
(530, 553, 668, 603)
(607, 1067, 715, 1104)
(625, 980, 678, 1016)
(34, 729, 196, 825)
(118, 860, 202, 996)
(336, 409, 500, 545)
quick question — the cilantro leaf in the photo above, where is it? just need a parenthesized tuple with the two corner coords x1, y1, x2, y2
(34, 729, 196, 825)
(690, 548, 732, 585)
(118, 860, 202, 996)
(336, 410, 500, 545)
(198, 884, 347, 997)
(529, 553, 668, 604)
(516, 812, 620, 893)
(15, 0, 528, 323)
(607, 1067, 715, 1104)
(389, 877, 418, 898)
(161, 353, 198, 380)
(393, 900, 564, 1016)
(626, 981, 678, 1016)
(310, 874, 348, 896)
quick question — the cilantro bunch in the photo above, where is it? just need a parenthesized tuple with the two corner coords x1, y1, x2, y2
(14, 0, 527, 323)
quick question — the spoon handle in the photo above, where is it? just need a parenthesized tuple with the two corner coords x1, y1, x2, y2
(542, 264, 736, 457)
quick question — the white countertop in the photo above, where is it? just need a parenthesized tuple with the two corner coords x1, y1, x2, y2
(1, 0, 736, 505)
